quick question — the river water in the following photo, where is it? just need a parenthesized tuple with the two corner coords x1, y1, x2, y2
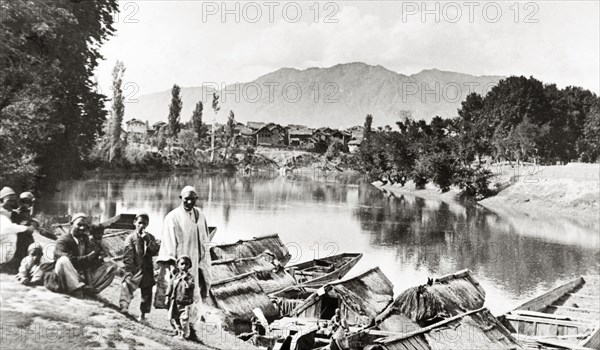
(39, 171, 599, 315)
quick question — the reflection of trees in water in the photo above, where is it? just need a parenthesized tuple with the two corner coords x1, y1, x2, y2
(353, 186, 599, 295)
(40, 172, 353, 219)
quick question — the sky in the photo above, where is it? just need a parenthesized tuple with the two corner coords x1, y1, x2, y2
(94, 0, 600, 97)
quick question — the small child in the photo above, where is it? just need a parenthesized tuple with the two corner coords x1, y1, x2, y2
(166, 255, 195, 339)
(119, 213, 159, 322)
(16, 243, 45, 286)
(90, 224, 111, 261)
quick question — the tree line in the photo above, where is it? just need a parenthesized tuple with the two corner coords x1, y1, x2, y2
(97, 63, 240, 170)
(1, 0, 118, 192)
(358, 76, 599, 198)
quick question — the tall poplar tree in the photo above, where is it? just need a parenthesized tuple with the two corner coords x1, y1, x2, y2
(168, 84, 183, 137)
(108, 61, 125, 162)
(191, 100, 204, 140)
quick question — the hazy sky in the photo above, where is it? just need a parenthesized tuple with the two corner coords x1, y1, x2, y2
(95, 0, 600, 96)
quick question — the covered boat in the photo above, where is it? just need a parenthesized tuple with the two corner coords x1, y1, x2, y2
(210, 234, 291, 266)
(290, 267, 395, 327)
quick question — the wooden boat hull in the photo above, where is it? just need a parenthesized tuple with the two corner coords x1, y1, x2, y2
(501, 275, 600, 349)
(286, 253, 363, 287)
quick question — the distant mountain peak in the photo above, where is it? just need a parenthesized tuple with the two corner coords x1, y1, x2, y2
(126, 63, 505, 128)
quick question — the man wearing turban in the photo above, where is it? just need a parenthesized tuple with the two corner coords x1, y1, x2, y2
(0, 187, 34, 265)
(155, 186, 212, 310)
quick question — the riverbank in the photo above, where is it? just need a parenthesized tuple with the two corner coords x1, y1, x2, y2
(374, 163, 600, 228)
(0, 273, 256, 350)
(479, 163, 599, 228)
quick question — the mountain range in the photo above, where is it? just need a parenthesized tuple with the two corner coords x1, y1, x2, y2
(125, 62, 505, 128)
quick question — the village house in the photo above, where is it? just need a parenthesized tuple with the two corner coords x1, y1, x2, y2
(126, 119, 150, 143)
(285, 127, 314, 148)
(331, 130, 352, 145)
(149, 121, 168, 137)
(346, 126, 365, 153)
(126, 118, 147, 134)
(255, 123, 286, 146)
(247, 121, 266, 131)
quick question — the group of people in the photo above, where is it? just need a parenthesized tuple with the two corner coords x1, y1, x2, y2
(0, 185, 212, 340)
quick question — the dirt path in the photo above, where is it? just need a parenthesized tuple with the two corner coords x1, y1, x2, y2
(0, 274, 256, 350)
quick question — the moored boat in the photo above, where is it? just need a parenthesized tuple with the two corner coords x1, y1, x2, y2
(286, 253, 363, 287)
(500, 275, 600, 349)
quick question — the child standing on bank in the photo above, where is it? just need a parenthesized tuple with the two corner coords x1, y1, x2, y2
(119, 213, 159, 322)
(166, 255, 195, 339)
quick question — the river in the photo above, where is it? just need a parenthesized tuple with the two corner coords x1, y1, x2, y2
(39, 171, 600, 315)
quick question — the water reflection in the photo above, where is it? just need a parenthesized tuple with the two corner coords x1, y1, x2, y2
(40, 172, 599, 314)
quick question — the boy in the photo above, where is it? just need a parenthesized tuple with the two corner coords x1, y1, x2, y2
(16, 243, 45, 286)
(166, 255, 195, 339)
(119, 213, 159, 322)
(12, 192, 35, 225)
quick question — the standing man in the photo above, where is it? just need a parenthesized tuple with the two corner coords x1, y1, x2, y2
(155, 186, 211, 309)
(53, 213, 118, 295)
(0, 187, 34, 266)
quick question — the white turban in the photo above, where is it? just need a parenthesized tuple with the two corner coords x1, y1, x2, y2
(180, 186, 197, 197)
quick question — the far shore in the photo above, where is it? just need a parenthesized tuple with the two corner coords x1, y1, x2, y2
(373, 163, 600, 229)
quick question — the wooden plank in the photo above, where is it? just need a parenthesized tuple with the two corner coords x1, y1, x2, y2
(547, 305, 600, 320)
(505, 316, 590, 332)
(537, 338, 595, 350)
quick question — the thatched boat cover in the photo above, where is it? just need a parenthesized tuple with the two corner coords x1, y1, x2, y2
(211, 252, 278, 281)
(209, 272, 279, 321)
(330, 267, 394, 319)
(292, 267, 394, 325)
(376, 269, 486, 327)
(210, 234, 291, 266)
(374, 308, 521, 350)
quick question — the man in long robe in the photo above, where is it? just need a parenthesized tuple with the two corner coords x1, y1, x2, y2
(155, 186, 211, 309)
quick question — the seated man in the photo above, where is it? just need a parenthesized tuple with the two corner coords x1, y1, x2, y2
(0, 187, 34, 267)
(53, 213, 118, 295)
(9, 191, 38, 270)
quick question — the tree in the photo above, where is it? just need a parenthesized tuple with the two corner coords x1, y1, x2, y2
(364, 114, 373, 141)
(0, 0, 118, 190)
(455, 93, 489, 164)
(210, 93, 220, 162)
(578, 100, 600, 162)
(108, 61, 126, 162)
(191, 100, 205, 141)
(227, 110, 236, 138)
(482, 76, 552, 162)
(168, 84, 183, 137)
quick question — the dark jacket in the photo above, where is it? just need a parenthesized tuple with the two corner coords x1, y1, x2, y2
(122, 230, 159, 286)
(54, 233, 98, 271)
(166, 271, 195, 306)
